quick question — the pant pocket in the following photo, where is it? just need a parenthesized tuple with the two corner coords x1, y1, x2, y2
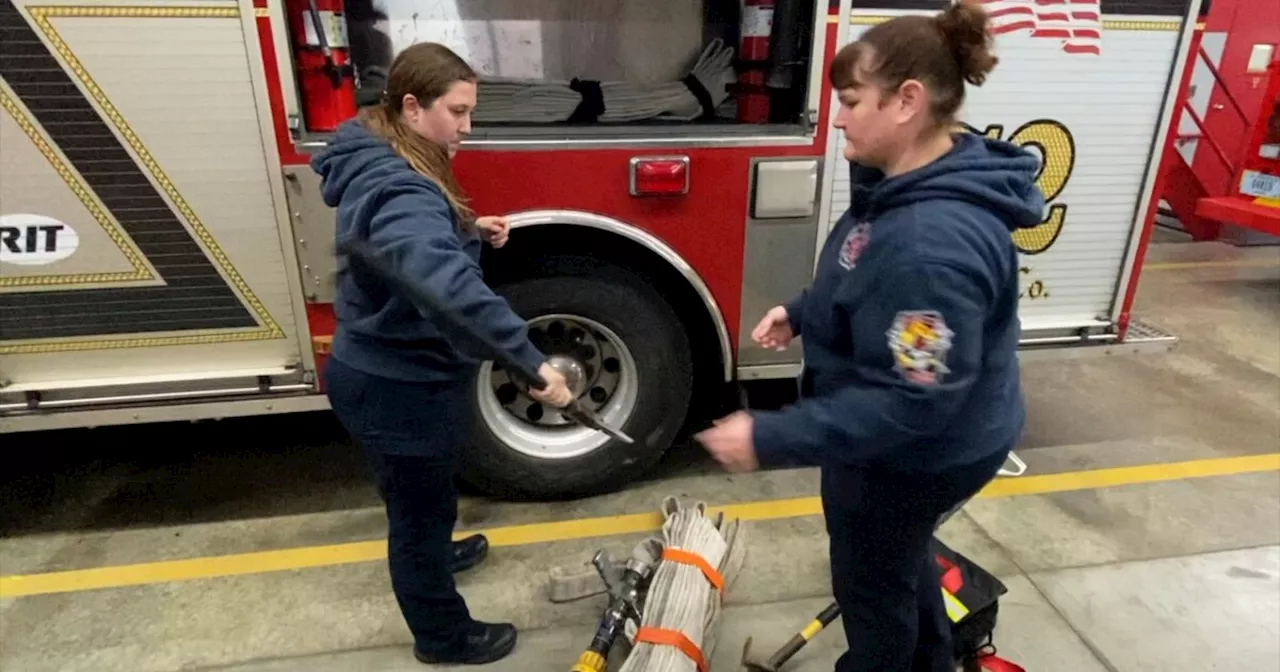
(324, 358, 370, 434)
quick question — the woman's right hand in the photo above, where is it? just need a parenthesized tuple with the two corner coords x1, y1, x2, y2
(529, 363, 575, 408)
(751, 305, 795, 351)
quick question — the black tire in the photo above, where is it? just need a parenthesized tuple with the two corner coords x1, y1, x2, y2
(460, 268, 694, 500)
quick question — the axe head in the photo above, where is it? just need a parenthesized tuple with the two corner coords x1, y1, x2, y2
(739, 637, 782, 672)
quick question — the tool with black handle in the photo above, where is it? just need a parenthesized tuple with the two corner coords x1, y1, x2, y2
(336, 238, 633, 444)
(741, 601, 840, 672)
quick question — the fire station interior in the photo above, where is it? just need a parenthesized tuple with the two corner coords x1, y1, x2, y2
(3, 1, 1280, 672)
(296, 0, 821, 139)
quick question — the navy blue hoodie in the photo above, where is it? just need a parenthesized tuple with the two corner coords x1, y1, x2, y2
(752, 132, 1045, 473)
(310, 120, 545, 383)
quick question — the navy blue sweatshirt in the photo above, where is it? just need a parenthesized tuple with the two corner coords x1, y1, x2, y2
(752, 132, 1045, 473)
(310, 120, 545, 383)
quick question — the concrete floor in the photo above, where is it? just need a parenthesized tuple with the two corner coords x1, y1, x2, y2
(1, 237, 1278, 672)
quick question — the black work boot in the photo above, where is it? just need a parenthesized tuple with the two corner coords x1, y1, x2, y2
(448, 534, 489, 574)
(413, 622, 518, 665)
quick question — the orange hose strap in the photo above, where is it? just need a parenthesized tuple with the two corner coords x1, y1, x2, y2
(632, 627, 708, 672)
(661, 547, 725, 593)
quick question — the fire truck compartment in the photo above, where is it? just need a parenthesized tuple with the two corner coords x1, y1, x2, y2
(283, 0, 825, 141)
(0, 1, 313, 412)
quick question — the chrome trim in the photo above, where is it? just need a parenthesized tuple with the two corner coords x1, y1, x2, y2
(477, 314, 639, 460)
(1017, 338, 1177, 362)
(293, 132, 818, 155)
(506, 210, 735, 382)
(628, 155, 691, 196)
(0, 384, 316, 413)
(1019, 318, 1113, 334)
(1016, 317, 1178, 362)
(0, 392, 331, 433)
(737, 362, 804, 380)
(0, 366, 300, 394)
(1019, 333, 1118, 347)
(737, 157, 820, 371)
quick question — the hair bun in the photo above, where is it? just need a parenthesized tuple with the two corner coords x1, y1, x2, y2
(935, 0, 999, 86)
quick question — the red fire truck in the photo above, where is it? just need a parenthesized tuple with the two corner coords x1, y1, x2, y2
(0, 0, 1205, 497)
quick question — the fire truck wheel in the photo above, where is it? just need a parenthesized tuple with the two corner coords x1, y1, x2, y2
(463, 271, 694, 499)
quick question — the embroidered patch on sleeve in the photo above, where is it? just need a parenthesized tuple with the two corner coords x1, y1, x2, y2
(886, 310, 954, 385)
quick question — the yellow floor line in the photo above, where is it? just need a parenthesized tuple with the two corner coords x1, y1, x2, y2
(2, 453, 1277, 599)
(1145, 259, 1280, 271)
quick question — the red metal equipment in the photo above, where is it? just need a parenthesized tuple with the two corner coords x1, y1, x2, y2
(1158, 0, 1280, 240)
(1195, 56, 1280, 236)
(286, 0, 358, 132)
(737, 0, 775, 123)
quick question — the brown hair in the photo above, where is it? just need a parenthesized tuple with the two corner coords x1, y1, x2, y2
(829, 0, 998, 125)
(358, 42, 478, 228)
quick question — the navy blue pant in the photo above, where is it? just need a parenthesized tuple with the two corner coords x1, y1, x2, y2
(822, 450, 1007, 672)
(323, 357, 475, 650)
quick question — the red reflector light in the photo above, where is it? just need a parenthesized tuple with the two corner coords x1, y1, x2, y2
(630, 157, 690, 196)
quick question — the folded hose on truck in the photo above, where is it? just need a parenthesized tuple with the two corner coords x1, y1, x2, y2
(472, 40, 737, 125)
(618, 497, 748, 672)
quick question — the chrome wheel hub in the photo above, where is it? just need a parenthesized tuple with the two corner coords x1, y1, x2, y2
(477, 314, 638, 460)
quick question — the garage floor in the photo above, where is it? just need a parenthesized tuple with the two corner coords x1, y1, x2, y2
(1, 237, 1278, 672)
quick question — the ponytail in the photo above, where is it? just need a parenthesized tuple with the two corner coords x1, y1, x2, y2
(934, 0, 999, 87)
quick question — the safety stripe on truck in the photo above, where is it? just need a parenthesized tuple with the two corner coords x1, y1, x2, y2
(0, 1, 284, 354)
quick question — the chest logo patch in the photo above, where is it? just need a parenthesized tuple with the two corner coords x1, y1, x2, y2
(887, 310, 954, 385)
(837, 222, 872, 270)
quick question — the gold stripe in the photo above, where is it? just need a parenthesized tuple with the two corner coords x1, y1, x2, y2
(255, 6, 269, 17)
(1, 453, 1276, 598)
(1104, 19, 1188, 31)
(850, 15, 889, 25)
(1145, 259, 1280, 271)
(0, 86, 153, 287)
(800, 619, 825, 640)
(2, 5, 283, 354)
(2, 329, 290, 355)
(32, 5, 240, 18)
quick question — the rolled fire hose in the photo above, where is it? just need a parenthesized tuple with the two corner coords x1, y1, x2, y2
(472, 39, 737, 124)
(617, 497, 748, 672)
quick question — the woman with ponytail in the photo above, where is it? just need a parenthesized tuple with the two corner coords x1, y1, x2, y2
(310, 42, 573, 665)
(697, 2, 1045, 669)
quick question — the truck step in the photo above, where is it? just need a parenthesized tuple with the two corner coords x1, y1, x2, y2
(1017, 319, 1178, 362)
(1123, 319, 1180, 353)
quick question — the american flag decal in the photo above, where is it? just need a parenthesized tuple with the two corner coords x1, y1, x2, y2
(981, 0, 1103, 55)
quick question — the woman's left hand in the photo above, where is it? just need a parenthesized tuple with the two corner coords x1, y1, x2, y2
(476, 216, 510, 248)
(695, 411, 760, 473)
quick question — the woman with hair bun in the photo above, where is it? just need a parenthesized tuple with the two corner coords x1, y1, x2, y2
(697, 2, 1045, 669)
(310, 42, 574, 665)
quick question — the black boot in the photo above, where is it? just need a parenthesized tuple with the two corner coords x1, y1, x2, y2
(413, 621, 518, 665)
(448, 534, 489, 574)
